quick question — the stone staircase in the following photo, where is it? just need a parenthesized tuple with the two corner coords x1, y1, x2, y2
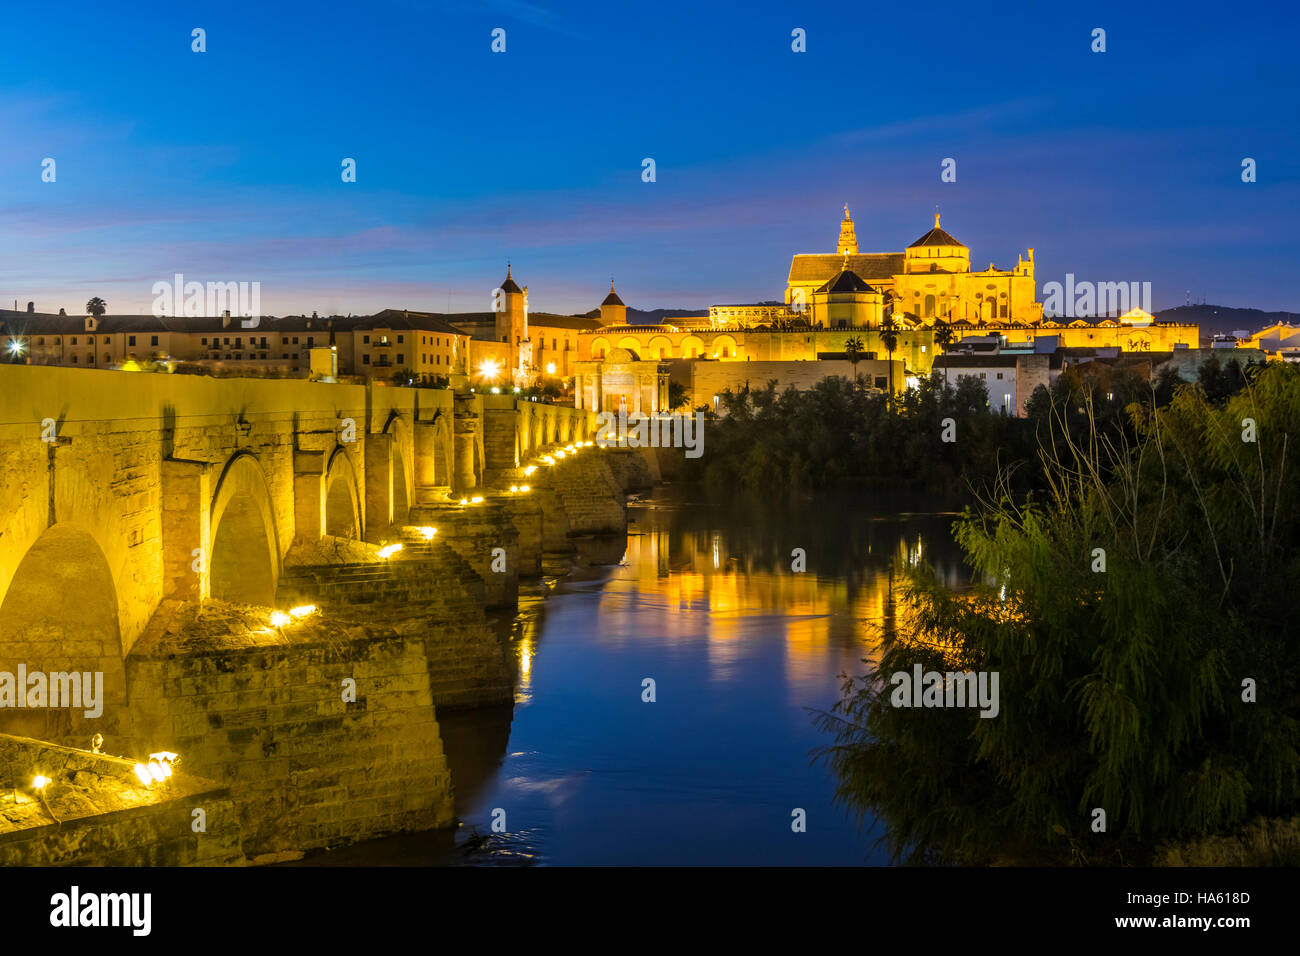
(273, 536, 511, 708)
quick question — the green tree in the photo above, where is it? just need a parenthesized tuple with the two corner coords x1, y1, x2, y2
(85, 297, 107, 318)
(844, 336, 865, 380)
(879, 315, 900, 400)
(818, 361, 1300, 864)
(932, 318, 954, 387)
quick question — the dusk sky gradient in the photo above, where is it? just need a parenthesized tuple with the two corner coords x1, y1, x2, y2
(1, 0, 1297, 317)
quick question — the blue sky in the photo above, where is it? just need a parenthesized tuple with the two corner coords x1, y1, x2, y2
(1, 0, 1296, 316)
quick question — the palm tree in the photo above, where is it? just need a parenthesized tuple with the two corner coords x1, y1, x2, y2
(86, 297, 107, 318)
(879, 314, 900, 401)
(844, 336, 864, 382)
(933, 317, 954, 389)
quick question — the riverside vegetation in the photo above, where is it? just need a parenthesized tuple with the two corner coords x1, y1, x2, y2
(692, 356, 1299, 864)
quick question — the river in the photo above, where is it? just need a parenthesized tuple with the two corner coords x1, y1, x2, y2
(299, 487, 971, 866)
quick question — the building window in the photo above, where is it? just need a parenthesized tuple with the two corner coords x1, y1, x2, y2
(71, 355, 77, 363)
(151, 335, 159, 346)
(397, 335, 403, 343)
(292, 337, 299, 344)
(363, 355, 370, 364)
(996, 372, 1004, 379)
(103, 336, 110, 344)
(71, 336, 78, 345)
(397, 354, 404, 364)
(281, 337, 288, 345)
(363, 335, 370, 344)
(436, 355, 441, 365)
(307, 337, 314, 346)
(128, 335, 135, 346)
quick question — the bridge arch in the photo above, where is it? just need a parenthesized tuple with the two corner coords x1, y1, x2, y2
(0, 523, 129, 743)
(324, 446, 362, 540)
(209, 452, 280, 607)
(382, 414, 413, 526)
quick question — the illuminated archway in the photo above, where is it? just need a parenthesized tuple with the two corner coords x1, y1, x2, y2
(382, 415, 413, 527)
(711, 334, 738, 359)
(209, 453, 280, 606)
(647, 335, 672, 359)
(681, 335, 704, 359)
(324, 448, 362, 539)
(0, 524, 128, 743)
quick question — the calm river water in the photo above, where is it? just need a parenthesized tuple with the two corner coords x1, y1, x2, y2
(301, 487, 970, 866)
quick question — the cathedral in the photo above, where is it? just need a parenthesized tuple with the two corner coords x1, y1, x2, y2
(782, 206, 1042, 328)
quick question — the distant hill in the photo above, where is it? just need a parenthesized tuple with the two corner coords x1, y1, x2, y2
(1155, 305, 1300, 338)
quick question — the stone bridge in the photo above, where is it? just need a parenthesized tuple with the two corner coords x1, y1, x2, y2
(0, 365, 600, 747)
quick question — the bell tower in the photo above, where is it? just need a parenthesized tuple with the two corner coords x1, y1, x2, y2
(837, 204, 858, 256)
(495, 264, 530, 379)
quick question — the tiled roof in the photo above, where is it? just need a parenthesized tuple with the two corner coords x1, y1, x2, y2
(499, 266, 522, 294)
(907, 226, 965, 249)
(363, 309, 472, 336)
(529, 312, 603, 331)
(817, 269, 878, 294)
(788, 253, 905, 285)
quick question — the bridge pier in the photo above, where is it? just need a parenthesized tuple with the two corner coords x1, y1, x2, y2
(363, 431, 394, 541)
(292, 450, 327, 543)
(161, 459, 211, 601)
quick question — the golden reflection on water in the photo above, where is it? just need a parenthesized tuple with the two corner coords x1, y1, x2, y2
(597, 523, 928, 698)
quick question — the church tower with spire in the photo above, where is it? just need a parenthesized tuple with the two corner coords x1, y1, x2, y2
(837, 205, 859, 256)
(495, 263, 530, 381)
(600, 279, 626, 326)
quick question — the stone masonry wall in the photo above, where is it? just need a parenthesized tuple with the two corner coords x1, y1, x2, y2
(124, 601, 455, 860)
(0, 734, 242, 866)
